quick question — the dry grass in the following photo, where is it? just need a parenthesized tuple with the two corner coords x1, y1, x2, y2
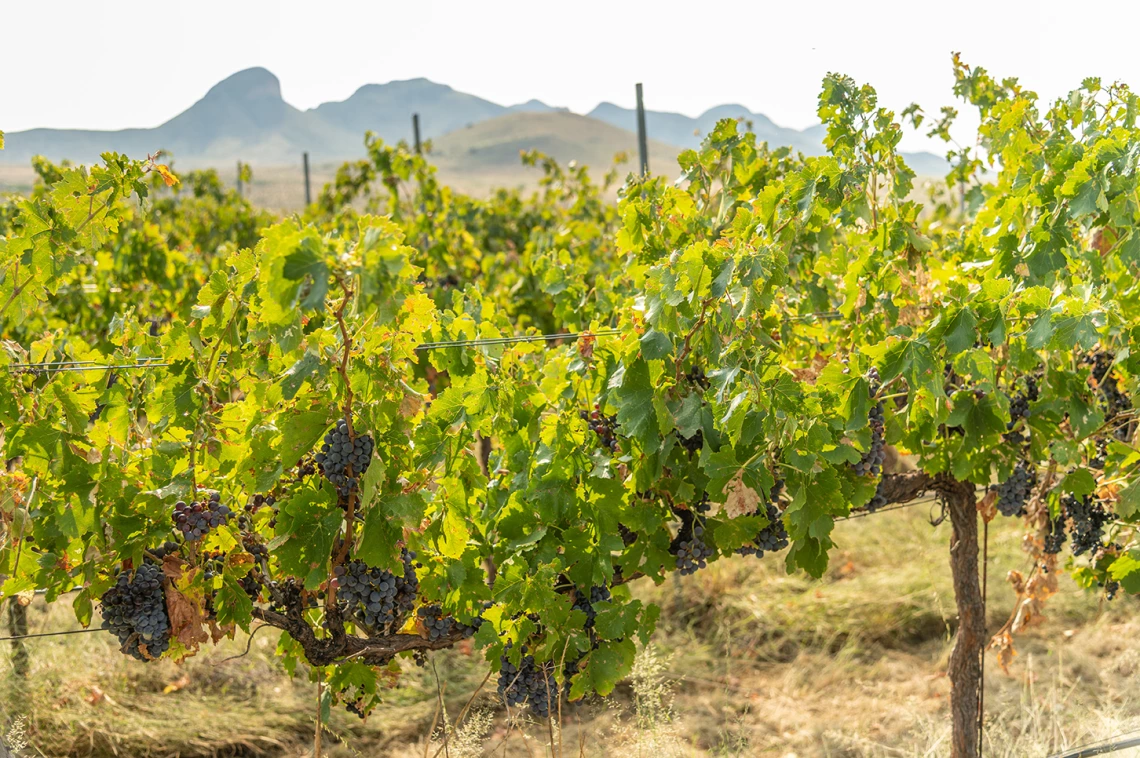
(2, 508, 1138, 757)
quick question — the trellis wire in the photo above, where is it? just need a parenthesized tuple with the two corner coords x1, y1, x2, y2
(1047, 731, 1140, 758)
(0, 627, 101, 643)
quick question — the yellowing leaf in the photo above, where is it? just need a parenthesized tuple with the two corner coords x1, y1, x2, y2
(154, 164, 179, 187)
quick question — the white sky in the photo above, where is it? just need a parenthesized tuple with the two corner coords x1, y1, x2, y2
(2, 0, 1138, 152)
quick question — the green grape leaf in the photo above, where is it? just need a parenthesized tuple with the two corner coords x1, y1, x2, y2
(614, 358, 660, 448)
(568, 638, 636, 699)
(272, 490, 343, 589)
(215, 574, 254, 630)
(639, 329, 673, 360)
(1116, 481, 1140, 519)
(280, 350, 322, 401)
(1108, 551, 1140, 594)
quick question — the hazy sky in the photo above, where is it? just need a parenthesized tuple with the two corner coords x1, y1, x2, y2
(2, 0, 1138, 151)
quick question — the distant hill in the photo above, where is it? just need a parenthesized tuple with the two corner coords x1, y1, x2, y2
(0, 67, 948, 177)
(431, 111, 678, 175)
(311, 79, 562, 145)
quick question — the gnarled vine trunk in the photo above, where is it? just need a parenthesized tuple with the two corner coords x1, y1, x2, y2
(943, 477, 983, 758)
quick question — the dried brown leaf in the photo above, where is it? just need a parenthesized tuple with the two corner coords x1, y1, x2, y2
(161, 554, 184, 581)
(977, 489, 997, 522)
(719, 471, 762, 519)
(166, 585, 209, 651)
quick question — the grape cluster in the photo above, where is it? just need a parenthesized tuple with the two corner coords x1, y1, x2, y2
(684, 365, 711, 390)
(434, 272, 461, 289)
(293, 456, 317, 480)
(173, 492, 233, 540)
(1104, 579, 1120, 600)
(1006, 376, 1039, 430)
(677, 428, 703, 456)
(248, 493, 277, 512)
(1007, 394, 1029, 428)
(737, 503, 789, 558)
(238, 572, 262, 601)
(316, 419, 374, 496)
(1087, 352, 1133, 441)
(1088, 351, 1116, 386)
(418, 604, 456, 640)
(150, 541, 181, 561)
(1043, 515, 1067, 555)
(201, 551, 226, 583)
(694, 492, 712, 515)
(852, 368, 886, 477)
(571, 585, 611, 629)
(497, 644, 574, 718)
(346, 698, 367, 720)
(671, 507, 714, 576)
(417, 604, 481, 640)
(99, 563, 171, 661)
(618, 523, 638, 546)
(1063, 494, 1111, 556)
(1089, 438, 1108, 470)
(269, 578, 305, 615)
(580, 404, 620, 454)
(243, 535, 269, 563)
(334, 549, 419, 632)
(867, 478, 889, 512)
(1007, 376, 1035, 426)
(996, 462, 1035, 517)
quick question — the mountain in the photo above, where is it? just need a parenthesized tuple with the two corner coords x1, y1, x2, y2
(590, 101, 825, 155)
(0, 67, 947, 177)
(311, 79, 553, 144)
(2, 68, 359, 166)
(507, 99, 567, 114)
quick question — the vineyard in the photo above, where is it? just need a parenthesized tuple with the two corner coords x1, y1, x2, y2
(1, 57, 1139, 758)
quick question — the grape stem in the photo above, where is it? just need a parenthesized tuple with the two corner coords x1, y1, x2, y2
(332, 274, 355, 439)
(675, 292, 713, 384)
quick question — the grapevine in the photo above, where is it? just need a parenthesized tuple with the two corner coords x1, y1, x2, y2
(0, 58, 1137, 758)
